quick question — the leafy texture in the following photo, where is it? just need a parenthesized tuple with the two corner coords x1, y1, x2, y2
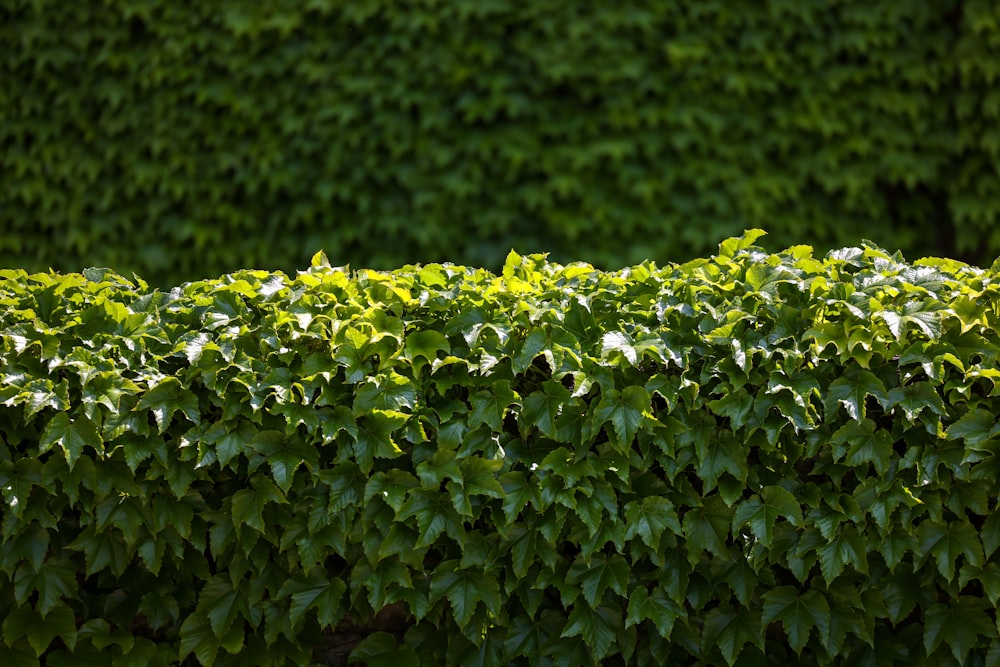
(0, 233, 998, 665)
(3, 4, 998, 286)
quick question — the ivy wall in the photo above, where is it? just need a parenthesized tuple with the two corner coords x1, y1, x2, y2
(3, 0, 999, 284)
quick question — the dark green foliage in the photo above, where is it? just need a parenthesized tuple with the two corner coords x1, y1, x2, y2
(3, 2, 1000, 284)
(2, 231, 1000, 665)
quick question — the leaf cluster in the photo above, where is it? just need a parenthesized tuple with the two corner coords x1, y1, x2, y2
(1, 232, 1000, 665)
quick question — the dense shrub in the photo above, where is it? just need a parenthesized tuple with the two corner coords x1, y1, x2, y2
(2, 232, 1000, 665)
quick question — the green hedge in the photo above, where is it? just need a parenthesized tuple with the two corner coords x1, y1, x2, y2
(3, 1, 1000, 284)
(2, 232, 1000, 665)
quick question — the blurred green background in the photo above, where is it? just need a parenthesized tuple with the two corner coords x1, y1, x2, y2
(3, 0, 999, 285)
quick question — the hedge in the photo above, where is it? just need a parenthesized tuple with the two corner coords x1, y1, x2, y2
(3, 1, 1000, 284)
(1, 231, 1000, 665)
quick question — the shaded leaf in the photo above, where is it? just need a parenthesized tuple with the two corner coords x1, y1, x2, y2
(136, 377, 200, 432)
(592, 386, 650, 451)
(823, 368, 889, 421)
(625, 586, 684, 640)
(761, 586, 830, 654)
(38, 412, 102, 470)
(567, 554, 630, 607)
(701, 606, 763, 667)
(429, 563, 501, 628)
(732, 486, 803, 548)
(349, 632, 420, 667)
(624, 496, 682, 549)
(924, 598, 995, 663)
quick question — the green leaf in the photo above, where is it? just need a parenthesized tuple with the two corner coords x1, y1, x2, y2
(468, 381, 520, 431)
(567, 554, 629, 607)
(429, 563, 501, 628)
(196, 576, 243, 640)
(364, 469, 419, 513)
(3, 605, 77, 657)
(352, 558, 414, 610)
(560, 603, 619, 660)
(12, 561, 73, 617)
(701, 606, 763, 667)
(982, 511, 1000, 559)
(917, 520, 984, 581)
(397, 488, 464, 549)
(353, 409, 408, 474)
(816, 527, 868, 584)
(592, 386, 650, 451)
(601, 331, 638, 366)
(877, 302, 945, 341)
(880, 572, 923, 624)
(334, 327, 371, 383)
(247, 429, 317, 492)
(886, 382, 947, 422)
(945, 408, 1000, 448)
(720, 555, 757, 606)
(625, 586, 684, 640)
(40, 606, 79, 654)
(0, 641, 38, 667)
(136, 377, 200, 433)
(823, 368, 889, 421)
(731, 486, 803, 548)
(230, 474, 286, 536)
(960, 563, 1000, 606)
(207, 420, 255, 469)
(830, 419, 893, 475)
(924, 598, 996, 663)
(178, 612, 219, 666)
(707, 390, 754, 431)
(0, 459, 42, 520)
(310, 250, 331, 268)
(449, 456, 504, 517)
(317, 461, 365, 513)
(719, 229, 767, 258)
(349, 632, 420, 667)
(761, 587, 830, 654)
(504, 612, 562, 662)
(416, 448, 463, 490)
(683, 495, 733, 564)
(1, 525, 49, 573)
(521, 380, 572, 440)
(499, 471, 539, 523)
(746, 263, 798, 297)
(65, 525, 130, 576)
(276, 574, 346, 628)
(695, 432, 747, 493)
(516, 327, 555, 372)
(95, 495, 147, 547)
(624, 496, 682, 549)
(22, 377, 70, 417)
(509, 524, 557, 578)
(38, 412, 102, 470)
(353, 371, 417, 414)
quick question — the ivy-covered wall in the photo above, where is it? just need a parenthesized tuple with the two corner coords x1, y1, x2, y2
(3, 0, 999, 284)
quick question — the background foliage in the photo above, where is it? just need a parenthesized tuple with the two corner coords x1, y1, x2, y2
(3, 1, 1000, 284)
(2, 232, 1000, 665)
